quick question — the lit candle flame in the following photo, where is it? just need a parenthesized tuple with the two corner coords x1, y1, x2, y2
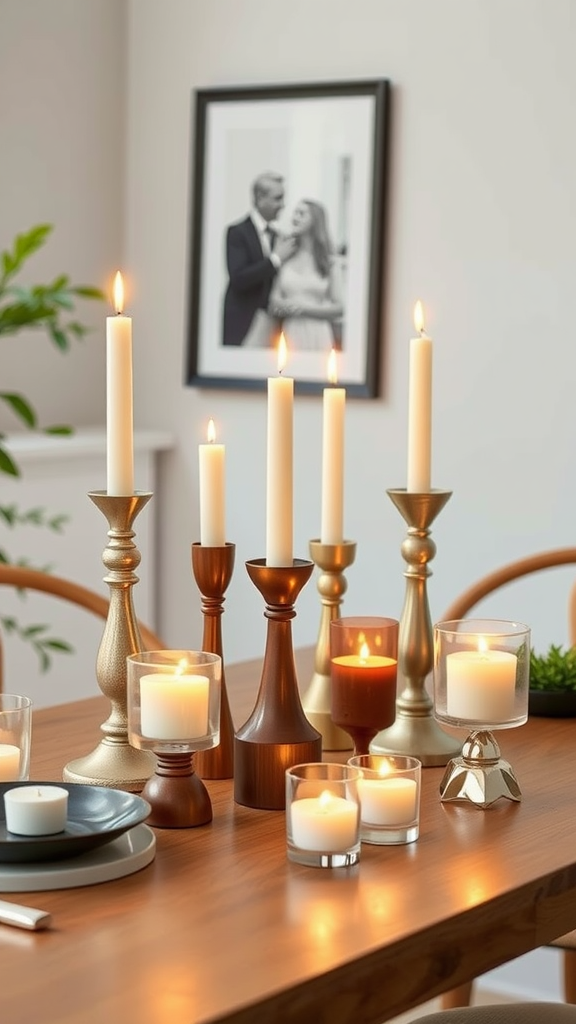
(413, 299, 425, 334)
(359, 641, 370, 662)
(378, 761, 392, 778)
(277, 333, 288, 374)
(175, 658, 189, 677)
(207, 418, 216, 444)
(327, 348, 338, 385)
(113, 271, 124, 315)
(318, 790, 335, 812)
(478, 637, 488, 655)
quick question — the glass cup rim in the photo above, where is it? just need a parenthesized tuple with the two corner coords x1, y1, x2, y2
(286, 761, 362, 781)
(127, 650, 222, 669)
(0, 694, 33, 711)
(434, 618, 530, 639)
(348, 753, 421, 773)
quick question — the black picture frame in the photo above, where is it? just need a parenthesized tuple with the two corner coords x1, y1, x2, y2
(185, 79, 390, 397)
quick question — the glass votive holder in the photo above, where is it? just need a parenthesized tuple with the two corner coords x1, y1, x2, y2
(285, 762, 361, 868)
(127, 650, 221, 828)
(127, 650, 221, 753)
(348, 753, 421, 845)
(433, 619, 530, 729)
(330, 616, 399, 755)
(0, 695, 32, 782)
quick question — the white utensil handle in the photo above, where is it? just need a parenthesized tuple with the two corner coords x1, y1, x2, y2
(0, 898, 52, 930)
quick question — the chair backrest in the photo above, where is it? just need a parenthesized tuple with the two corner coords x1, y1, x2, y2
(0, 564, 165, 693)
(441, 547, 576, 645)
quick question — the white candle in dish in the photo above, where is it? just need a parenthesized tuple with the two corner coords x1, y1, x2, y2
(4, 786, 68, 836)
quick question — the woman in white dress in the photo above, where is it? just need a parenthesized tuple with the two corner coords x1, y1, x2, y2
(268, 199, 344, 352)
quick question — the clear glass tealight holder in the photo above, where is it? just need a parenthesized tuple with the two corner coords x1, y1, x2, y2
(127, 650, 221, 827)
(433, 619, 530, 807)
(286, 763, 361, 868)
(0, 695, 32, 782)
(348, 753, 421, 845)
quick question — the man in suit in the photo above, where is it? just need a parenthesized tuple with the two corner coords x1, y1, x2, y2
(222, 172, 296, 346)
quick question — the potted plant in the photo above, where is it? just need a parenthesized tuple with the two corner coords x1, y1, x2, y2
(528, 643, 576, 717)
(0, 223, 104, 669)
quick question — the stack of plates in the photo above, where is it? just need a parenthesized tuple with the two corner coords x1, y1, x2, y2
(0, 782, 155, 891)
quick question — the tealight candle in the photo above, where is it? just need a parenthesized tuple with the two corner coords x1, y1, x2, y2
(0, 744, 20, 782)
(358, 773, 417, 826)
(140, 663, 210, 740)
(290, 790, 358, 852)
(4, 785, 68, 836)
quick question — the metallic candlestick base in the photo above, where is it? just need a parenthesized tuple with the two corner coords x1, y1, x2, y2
(439, 730, 522, 807)
(234, 559, 322, 810)
(63, 492, 156, 791)
(301, 539, 356, 751)
(371, 489, 462, 767)
(191, 542, 236, 779)
(141, 751, 213, 828)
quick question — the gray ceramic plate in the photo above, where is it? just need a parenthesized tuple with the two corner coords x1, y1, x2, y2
(0, 782, 151, 864)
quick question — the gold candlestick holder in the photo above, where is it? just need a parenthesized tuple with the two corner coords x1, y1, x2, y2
(301, 539, 356, 751)
(191, 542, 235, 779)
(63, 491, 156, 791)
(371, 488, 462, 767)
(234, 558, 322, 810)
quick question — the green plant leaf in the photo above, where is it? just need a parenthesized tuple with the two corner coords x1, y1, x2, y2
(0, 447, 19, 477)
(0, 392, 37, 428)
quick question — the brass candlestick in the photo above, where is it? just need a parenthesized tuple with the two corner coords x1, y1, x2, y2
(301, 539, 356, 751)
(371, 489, 462, 767)
(191, 542, 235, 779)
(234, 559, 322, 810)
(63, 492, 156, 791)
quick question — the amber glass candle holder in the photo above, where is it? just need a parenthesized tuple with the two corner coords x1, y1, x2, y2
(433, 619, 530, 807)
(330, 617, 398, 756)
(127, 650, 221, 827)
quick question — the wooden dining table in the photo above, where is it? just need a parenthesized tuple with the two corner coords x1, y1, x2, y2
(3, 647, 576, 1024)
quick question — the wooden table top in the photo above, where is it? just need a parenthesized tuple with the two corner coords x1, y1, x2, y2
(3, 648, 576, 1024)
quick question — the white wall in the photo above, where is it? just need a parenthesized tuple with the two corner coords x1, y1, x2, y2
(0, 0, 126, 429)
(125, 0, 576, 664)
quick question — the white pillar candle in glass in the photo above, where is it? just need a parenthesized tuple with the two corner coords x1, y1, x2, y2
(446, 644, 517, 722)
(320, 348, 345, 545)
(198, 418, 225, 547)
(4, 785, 68, 836)
(407, 300, 432, 493)
(358, 775, 417, 826)
(266, 334, 293, 566)
(290, 790, 358, 852)
(0, 744, 20, 781)
(106, 271, 134, 496)
(140, 663, 210, 739)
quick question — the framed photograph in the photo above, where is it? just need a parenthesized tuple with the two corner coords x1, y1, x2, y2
(185, 79, 389, 397)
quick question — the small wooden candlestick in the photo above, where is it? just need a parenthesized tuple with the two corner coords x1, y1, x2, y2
(191, 542, 235, 779)
(234, 559, 322, 810)
(141, 751, 212, 828)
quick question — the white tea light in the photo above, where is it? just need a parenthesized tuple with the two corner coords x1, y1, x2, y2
(0, 744, 20, 782)
(4, 786, 68, 836)
(358, 775, 417, 826)
(290, 790, 358, 852)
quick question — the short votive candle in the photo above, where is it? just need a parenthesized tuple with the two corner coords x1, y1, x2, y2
(285, 762, 361, 869)
(4, 785, 69, 836)
(348, 754, 421, 845)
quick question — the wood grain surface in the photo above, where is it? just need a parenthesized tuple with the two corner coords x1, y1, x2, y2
(3, 648, 576, 1024)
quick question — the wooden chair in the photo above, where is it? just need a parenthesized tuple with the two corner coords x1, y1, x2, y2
(438, 547, 576, 1010)
(0, 564, 164, 693)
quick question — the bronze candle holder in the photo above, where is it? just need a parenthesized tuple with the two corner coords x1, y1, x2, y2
(191, 542, 235, 779)
(234, 559, 322, 810)
(141, 750, 213, 827)
(301, 539, 356, 751)
(371, 489, 462, 767)
(63, 492, 156, 791)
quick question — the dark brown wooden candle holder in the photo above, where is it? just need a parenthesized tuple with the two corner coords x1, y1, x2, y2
(141, 750, 212, 828)
(191, 542, 236, 779)
(234, 558, 322, 810)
